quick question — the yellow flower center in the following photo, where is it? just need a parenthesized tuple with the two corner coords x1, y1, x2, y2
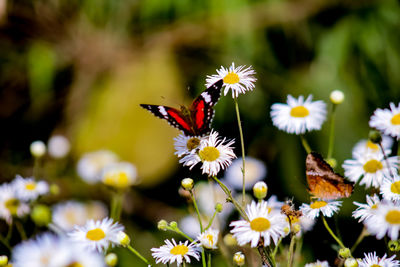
(66, 263, 84, 267)
(310, 201, 327, 209)
(363, 159, 383, 173)
(199, 147, 220, 162)
(103, 172, 130, 188)
(391, 113, 400, 125)
(5, 198, 20, 215)
(391, 181, 400, 194)
(186, 137, 201, 150)
(250, 217, 271, 232)
(366, 140, 379, 150)
(25, 182, 37, 191)
(170, 244, 189, 255)
(86, 228, 106, 241)
(206, 234, 214, 245)
(223, 72, 240, 84)
(371, 204, 378, 209)
(290, 106, 309, 118)
(370, 265, 382, 267)
(385, 210, 400, 224)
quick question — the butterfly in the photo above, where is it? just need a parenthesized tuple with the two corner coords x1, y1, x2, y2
(140, 79, 223, 136)
(306, 152, 354, 200)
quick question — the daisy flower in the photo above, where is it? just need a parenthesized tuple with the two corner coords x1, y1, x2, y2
(342, 151, 399, 188)
(300, 200, 342, 219)
(305, 260, 330, 267)
(67, 217, 124, 252)
(352, 194, 381, 222)
(230, 200, 287, 247)
(224, 156, 267, 190)
(351, 136, 393, 157)
(381, 175, 400, 202)
(12, 233, 106, 267)
(206, 63, 256, 98)
(358, 252, 399, 267)
(174, 134, 204, 157)
(180, 130, 236, 176)
(77, 150, 119, 184)
(12, 175, 49, 201)
(0, 183, 29, 224)
(365, 201, 400, 240)
(151, 239, 200, 267)
(47, 135, 70, 159)
(197, 228, 219, 249)
(369, 102, 400, 140)
(101, 162, 138, 189)
(270, 95, 327, 135)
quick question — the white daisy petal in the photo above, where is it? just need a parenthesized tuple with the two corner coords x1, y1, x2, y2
(358, 252, 400, 267)
(300, 200, 342, 219)
(0, 183, 30, 224)
(151, 239, 200, 267)
(12, 175, 49, 201)
(352, 194, 381, 222)
(197, 228, 219, 249)
(381, 175, 400, 202)
(369, 102, 400, 140)
(305, 260, 330, 267)
(364, 201, 400, 240)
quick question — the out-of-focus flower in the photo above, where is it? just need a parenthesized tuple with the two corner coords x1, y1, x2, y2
(30, 140, 46, 158)
(77, 150, 118, 184)
(305, 260, 330, 267)
(330, 90, 345, 104)
(351, 136, 393, 158)
(151, 239, 200, 267)
(369, 102, 400, 140)
(224, 156, 267, 190)
(101, 162, 138, 189)
(48, 135, 70, 158)
(12, 175, 49, 201)
(233, 252, 245, 266)
(0, 183, 29, 224)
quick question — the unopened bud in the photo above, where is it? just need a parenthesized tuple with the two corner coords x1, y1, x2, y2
(49, 184, 60, 195)
(233, 252, 245, 266)
(369, 130, 382, 144)
(330, 90, 345, 104)
(169, 221, 178, 229)
(215, 203, 223, 213)
(339, 247, 351, 258)
(181, 178, 194, 191)
(344, 258, 358, 267)
(157, 220, 168, 231)
(30, 141, 46, 158)
(31, 204, 51, 226)
(388, 240, 400, 252)
(253, 181, 268, 200)
(292, 224, 301, 234)
(117, 231, 130, 247)
(105, 253, 118, 266)
(0, 256, 8, 266)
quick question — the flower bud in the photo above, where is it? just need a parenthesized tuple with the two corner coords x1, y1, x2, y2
(344, 258, 358, 267)
(0, 256, 8, 266)
(388, 240, 400, 252)
(157, 220, 168, 231)
(105, 253, 118, 266)
(169, 221, 178, 229)
(369, 130, 382, 144)
(31, 204, 51, 227)
(117, 231, 130, 247)
(233, 252, 245, 266)
(181, 178, 194, 191)
(253, 181, 268, 200)
(30, 141, 46, 158)
(223, 234, 237, 246)
(292, 224, 301, 234)
(215, 203, 223, 213)
(330, 90, 345, 104)
(326, 158, 337, 168)
(50, 184, 60, 195)
(339, 247, 351, 258)
(48, 135, 70, 159)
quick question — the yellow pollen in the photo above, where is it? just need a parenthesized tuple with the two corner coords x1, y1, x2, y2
(199, 147, 220, 162)
(250, 217, 271, 232)
(363, 159, 383, 173)
(386, 210, 400, 224)
(371, 204, 378, 209)
(370, 265, 382, 267)
(186, 137, 200, 150)
(86, 228, 106, 241)
(5, 198, 20, 215)
(223, 72, 240, 84)
(310, 201, 327, 209)
(391, 114, 400, 125)
(67, 262, 84, 267)
(103, 172, 129, 188)
(170, 244, 189, 255)
(290, 106, 309, 118)
(391, 181, 400, 194)
(366, 140, 379, 150)
(25, 182, 37, 191)
(206, 234, 214, 245)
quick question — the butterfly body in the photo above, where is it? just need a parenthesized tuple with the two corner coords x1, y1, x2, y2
(140, 79, 223, 136)
(306, 152, 354, 200)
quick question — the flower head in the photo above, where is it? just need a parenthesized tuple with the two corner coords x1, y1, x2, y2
(381, 175, 400, 202)
(300, 200, 342, 219)
(67, 217, 124, 252)
(305, 260, 330, 267)
(351, 136, 393, 158)
(352, 194, 381, 222)
(151, 239, 200, 267)
(224, 156, 267, 190)
(77, 150, 119, 184)
(12, 175, 49, 201)
(0, 183, 29, 224)
(101, 162, 138, 189)
(270, 95, 327, 135)
(197, 228, 219, 249)
(206, 63, 256, 98)
(30, 140, 46, 158)
(174, 134, 204, 157)
(48, 135, 70, 158)
(230, 200, 287, 247)
(358, 252, 399, 267)
(369, 102, 400, 140)
(365, 201, 400, 240)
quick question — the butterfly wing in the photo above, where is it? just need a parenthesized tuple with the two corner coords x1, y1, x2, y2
(140, 104, 194, 136)
(189, 79, 223, 136)
(306, 152, 354, 200)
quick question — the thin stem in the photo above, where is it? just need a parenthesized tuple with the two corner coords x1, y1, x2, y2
(234, 97, 246, 206)
(272, 237, 282, 259)
(6, 222, 13, 240)
(169, 227, 194, 242)
(327, 104, 337, 159)
(183, 261, 186, 267)
(33, 157, 41, 178)
(300, 135, 311, 154)
(15, 220, 27, 240)
(212, 176, 248, 220)
(379, 142, 395, 179)
(190, 191, 203, 232)
(127, 245, 152, 266)
(321, 216, 346, 249)
(351, 227, 368, 253)
(0, 233, 11, 251)
(287, 234, 296, 267)
(207, 251, 212, 267)
(205, 210, 217, 230)
(201, 249, 206, 267)
(110, 190, 124, 221)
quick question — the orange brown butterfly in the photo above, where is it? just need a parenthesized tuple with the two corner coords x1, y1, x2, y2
(306, 152, 354, 200)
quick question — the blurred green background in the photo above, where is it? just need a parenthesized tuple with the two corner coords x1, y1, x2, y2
(1, 0, 400, 265)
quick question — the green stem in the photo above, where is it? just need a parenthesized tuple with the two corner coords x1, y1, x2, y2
(183, 261, 186, 267)
(272, 237, 282, 259)
(168, 226, 194, 242)
(33, 157, 41, 178)
(212, 176, 248, 220)
(321, 216, 345, 249)
(351, 227, 368, 253)
(6, 222, 13, 240)
(379, 142, 395, 178)
(327, 104, 337, 159)
(0, 233, 11, 251)
(190, 191, 203, 232)
(205, 210, 217, 230)
(287, 234, 296, 267)
(208, 252, 212, 267)
(127, 245, 152, 266)
(201, 249, 206, 267)
(234, 97, 246, 206)
(15, 220, 27, 240)
(300, 135, 311, 154)
(110, 190, 124, 221)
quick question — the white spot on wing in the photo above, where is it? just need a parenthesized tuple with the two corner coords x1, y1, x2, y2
(201, 92, 212, 103)
(158, 106, 168, 117)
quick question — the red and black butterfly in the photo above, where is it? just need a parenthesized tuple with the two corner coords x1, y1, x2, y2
(140, 79, 223, 136)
